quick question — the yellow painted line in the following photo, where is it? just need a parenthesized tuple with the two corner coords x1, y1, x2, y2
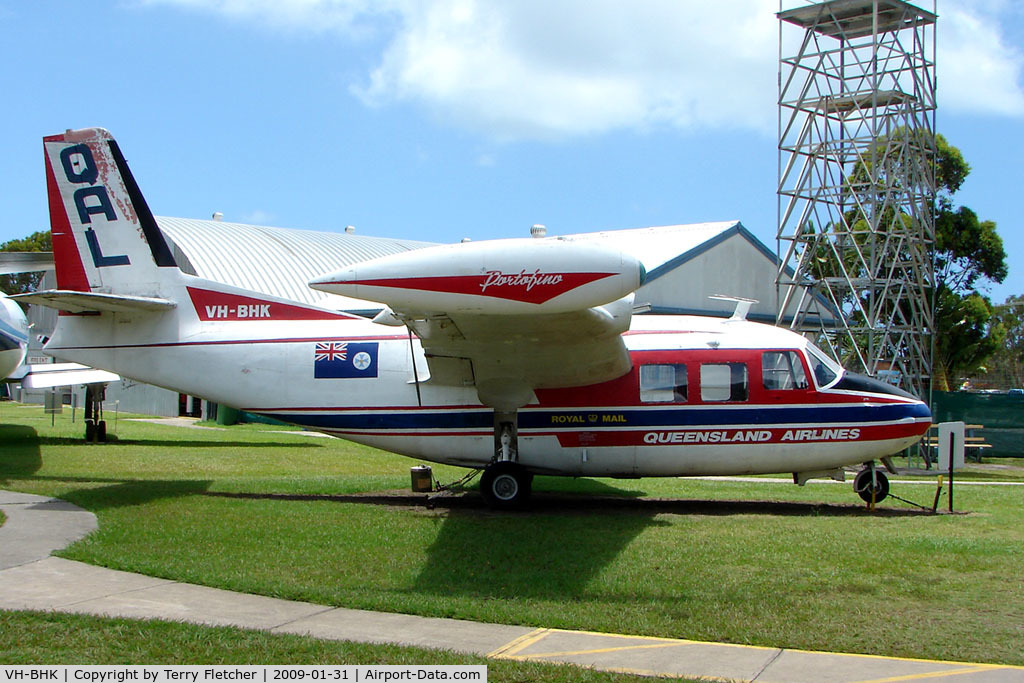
(852, 665, 1007, 683)
(540, 627, 686, 644)
(781, 645, 1024, 671)
(545, 626, 776, 651)
(488, 624, 1024, 678)
(506, 640, 691, 660)
(550, 625, 1024, 671)
(487, 628, 551, 659)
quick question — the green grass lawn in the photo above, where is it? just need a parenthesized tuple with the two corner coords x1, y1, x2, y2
(2, 401, 1023, 666)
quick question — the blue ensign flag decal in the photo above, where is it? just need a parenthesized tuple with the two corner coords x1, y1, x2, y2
(314, 342, 379, 379)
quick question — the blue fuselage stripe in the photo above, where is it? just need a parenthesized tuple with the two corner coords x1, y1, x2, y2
(259, 402, 930, 432)
(0, 315, 27, 350)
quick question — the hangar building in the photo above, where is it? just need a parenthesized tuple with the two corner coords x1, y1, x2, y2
(21, 217, 808, 417)
(157, 217, 799, 322)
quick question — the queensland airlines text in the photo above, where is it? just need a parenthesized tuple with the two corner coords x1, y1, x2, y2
(643, 428, 862, 444)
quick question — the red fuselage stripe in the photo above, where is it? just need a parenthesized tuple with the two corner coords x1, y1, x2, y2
(338, 272, 615, 304)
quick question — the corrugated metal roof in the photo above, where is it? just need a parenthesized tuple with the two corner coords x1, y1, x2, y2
(157, 217, 434, 309)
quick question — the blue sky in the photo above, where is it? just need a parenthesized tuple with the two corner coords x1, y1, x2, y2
(2, 0, 1022, 303)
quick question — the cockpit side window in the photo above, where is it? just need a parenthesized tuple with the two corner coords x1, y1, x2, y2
(805, 346, 840, 388)
(762, 351, 809, 390)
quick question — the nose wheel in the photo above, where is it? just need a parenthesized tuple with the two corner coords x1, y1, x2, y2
(854, 466, 889, 504)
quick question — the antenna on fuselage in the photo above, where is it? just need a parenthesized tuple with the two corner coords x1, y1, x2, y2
(709, 295, 759, 322)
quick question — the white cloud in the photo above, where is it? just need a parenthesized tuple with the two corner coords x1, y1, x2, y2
(141, 0, 1024, 139)
(352, 0, 780, 140)
(939, 6, 1024, 116)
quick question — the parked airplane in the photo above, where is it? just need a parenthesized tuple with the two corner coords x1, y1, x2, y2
(0, 293, 29, 380)
(16, 128, 932, 507)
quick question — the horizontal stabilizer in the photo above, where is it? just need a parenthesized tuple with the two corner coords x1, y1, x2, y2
(12, 290, 177, 314)
(20, 363, 120, 389)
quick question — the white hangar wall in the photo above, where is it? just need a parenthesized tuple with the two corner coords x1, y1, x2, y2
(564, 222, 810, 324)
(641, 229, 788, 322)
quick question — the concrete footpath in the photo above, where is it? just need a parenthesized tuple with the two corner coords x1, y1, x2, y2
(2, 490, 1022, 682)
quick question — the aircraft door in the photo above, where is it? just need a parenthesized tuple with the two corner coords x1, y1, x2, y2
(760, 350, 812, 402)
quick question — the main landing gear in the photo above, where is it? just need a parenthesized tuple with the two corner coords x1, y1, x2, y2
(480, 461, 534, 509)
(480, 411, 534, 509)
(84, 383, 108, 443)
(853, 463, 890, 504)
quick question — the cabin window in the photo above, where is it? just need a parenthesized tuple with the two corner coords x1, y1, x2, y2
(640, 364, 688, 403)
(700, 363, 748, 402)
(762, 351, 809, 390)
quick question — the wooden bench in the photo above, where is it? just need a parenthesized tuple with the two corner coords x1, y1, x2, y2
(921, 424, 991, 464)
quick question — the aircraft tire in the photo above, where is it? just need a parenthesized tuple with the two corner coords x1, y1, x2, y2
(854, 467, 889, 504)
(480, 462, 532, 509)
(85, 419, 96, 442)
(97, 420, 107, 442)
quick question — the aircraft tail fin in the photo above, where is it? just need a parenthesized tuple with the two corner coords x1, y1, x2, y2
(43, 128, 180, 297)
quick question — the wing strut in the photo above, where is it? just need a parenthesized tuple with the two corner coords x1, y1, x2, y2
(407, 328, 423, 408)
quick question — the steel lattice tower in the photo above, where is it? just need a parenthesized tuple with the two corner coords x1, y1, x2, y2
(776, 0, 937, 398)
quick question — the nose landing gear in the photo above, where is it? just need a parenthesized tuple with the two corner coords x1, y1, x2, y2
(853, 464, 890, 504)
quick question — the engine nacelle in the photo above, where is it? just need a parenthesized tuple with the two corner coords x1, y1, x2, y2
(309, 237, 646, 315)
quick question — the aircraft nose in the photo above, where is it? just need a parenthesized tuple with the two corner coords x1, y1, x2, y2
(835, 371, 923, 401)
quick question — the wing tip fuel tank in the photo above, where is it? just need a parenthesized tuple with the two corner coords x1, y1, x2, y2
(309, 238, 645, 315)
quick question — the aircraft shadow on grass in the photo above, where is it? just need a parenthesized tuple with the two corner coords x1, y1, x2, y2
(0, 424, 42, 478)
(0, 426, 315, 504)
(409, 484, 926, 602)
(412, 502, 663, 603)
(60, 478, 214, 512)
(210, 478, 925, 604)
(0, 424, 218, 510)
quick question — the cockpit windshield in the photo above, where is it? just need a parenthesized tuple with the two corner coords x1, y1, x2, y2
(805, 345, 843, 389)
